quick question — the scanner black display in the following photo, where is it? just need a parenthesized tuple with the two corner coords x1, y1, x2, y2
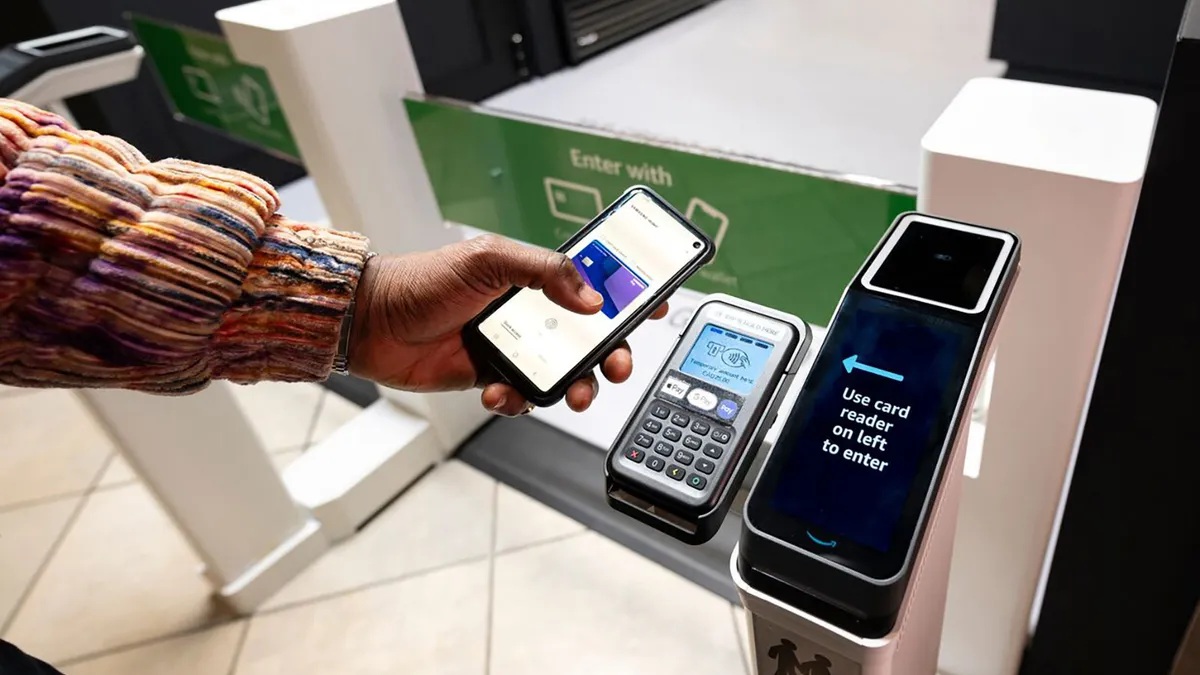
(739, 213, 1018, 635)
(768, 293, 972, 552)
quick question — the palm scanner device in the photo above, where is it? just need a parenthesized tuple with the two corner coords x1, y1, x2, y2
(734, 212, 1019, 674)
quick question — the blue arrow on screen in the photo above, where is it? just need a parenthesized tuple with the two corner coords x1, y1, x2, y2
(842, 355, 904, 382)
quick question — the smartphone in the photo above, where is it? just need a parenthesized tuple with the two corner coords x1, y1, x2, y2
(739, 213, 1020, 637)
(605, 295, 811, 544)
(464, 186, 716, 407)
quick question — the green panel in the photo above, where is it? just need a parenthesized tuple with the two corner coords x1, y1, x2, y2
(405, 98, 915, 325)
(129, 15, 301, 161)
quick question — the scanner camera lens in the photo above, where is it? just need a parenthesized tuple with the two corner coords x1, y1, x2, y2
(693, 241, 702, 249)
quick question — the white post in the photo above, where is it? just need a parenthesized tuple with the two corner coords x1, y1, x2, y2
(78, 387, 327, 613)
(920, 78, 1156, 675)
(217, 0, 490, 540)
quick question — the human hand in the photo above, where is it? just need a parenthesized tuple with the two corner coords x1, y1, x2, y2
(348, 235, 669, 416)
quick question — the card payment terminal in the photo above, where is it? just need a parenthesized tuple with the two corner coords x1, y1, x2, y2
(605, 295, 811, 544)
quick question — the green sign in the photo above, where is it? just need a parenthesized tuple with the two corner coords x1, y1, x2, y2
(405, 98, 916, 325)
(129, 15, 301, 161)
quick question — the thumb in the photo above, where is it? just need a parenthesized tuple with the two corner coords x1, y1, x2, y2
(463, 235, 604, 314)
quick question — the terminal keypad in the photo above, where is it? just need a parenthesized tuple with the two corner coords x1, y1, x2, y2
(626, 397, 736, 494)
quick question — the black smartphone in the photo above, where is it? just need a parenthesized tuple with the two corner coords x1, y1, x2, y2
(463, 186, 716, 407)
(740, 212, 1020, 637)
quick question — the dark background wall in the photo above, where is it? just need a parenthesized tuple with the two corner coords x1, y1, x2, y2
(7, 0, 537, 187)
(993, 0, 1190, 97)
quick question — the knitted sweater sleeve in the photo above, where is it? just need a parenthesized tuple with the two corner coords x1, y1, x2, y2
(0, 99, 370, 393)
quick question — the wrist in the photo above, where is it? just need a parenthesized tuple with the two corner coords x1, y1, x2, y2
(340, 251, 380, 376)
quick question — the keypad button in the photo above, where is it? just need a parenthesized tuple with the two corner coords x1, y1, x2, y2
(711, 428, 732, 444)
(643, 419, 663, 433)
(634, 433, 653, 448)
(661, 376, 690, 399)
(624, 447, 645, 463)
(654, 442, 674, 457)
(686, 388, 718, 411)
(703, 443, 724, 459)
(691, 420, 711, 436)
(674, 450, 695, 466)
(671, 412, 691, 427)
(651, 403, 670, 419)
(663, 427, 682, 442)
(683, 436, 701, 451)
(666, 464, 686, 481)
(687, 474, 708, 490)
(646, 456, 666, 472)
(696, 459, 716, 475)
(716, 399, 739, 421)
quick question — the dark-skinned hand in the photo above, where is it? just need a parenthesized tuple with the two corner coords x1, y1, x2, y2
(348, 235, 669, 416)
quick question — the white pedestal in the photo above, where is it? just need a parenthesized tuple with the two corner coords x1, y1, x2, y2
(920, 77, 1156, 675)
(736, 405, 971, 675)
(218, 0, 491, 543)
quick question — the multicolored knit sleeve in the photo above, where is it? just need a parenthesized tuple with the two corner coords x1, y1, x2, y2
(0, 99, 370, 393)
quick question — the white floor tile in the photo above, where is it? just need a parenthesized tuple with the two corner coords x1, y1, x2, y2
(0, 390, 112, 509)
(490, 532, 744, 674)
(270, 448, 304, 472)
(236, 561, 488, 675)
(62, 622, 245, 675)
(3, 485, 229, 663)
(0, 497, 79, 628)
(494, 484, 585, 553)
(308, 391, 363, 445)
(227, 381, 324, 451)
(94, 454, 136, 488)
(263, 460, 494, 609)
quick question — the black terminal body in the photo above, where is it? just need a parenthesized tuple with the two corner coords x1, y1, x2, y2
(606, 295, 811, 544)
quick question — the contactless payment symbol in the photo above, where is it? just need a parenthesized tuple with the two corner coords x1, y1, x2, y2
(722, 347, 751, 369)
(704, 341, 751, 368)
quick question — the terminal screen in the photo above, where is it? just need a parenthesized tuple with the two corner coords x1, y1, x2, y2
(768, 294, 973, 551)
(679, 325, 774, 396)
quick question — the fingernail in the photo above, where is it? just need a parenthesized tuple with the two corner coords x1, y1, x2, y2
(580, 287, 603, 307)
(488, 395, 507, 412)
(591, 379, 599, 397)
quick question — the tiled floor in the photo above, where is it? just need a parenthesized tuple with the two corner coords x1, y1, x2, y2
(0, 383, 752, 674)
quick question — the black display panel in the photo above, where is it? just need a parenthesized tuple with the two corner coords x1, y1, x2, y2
(747, 292, 976, 578)
(870, 222, 1004, 311)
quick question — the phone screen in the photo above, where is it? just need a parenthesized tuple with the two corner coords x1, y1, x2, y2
(478, 191, 705, 392)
